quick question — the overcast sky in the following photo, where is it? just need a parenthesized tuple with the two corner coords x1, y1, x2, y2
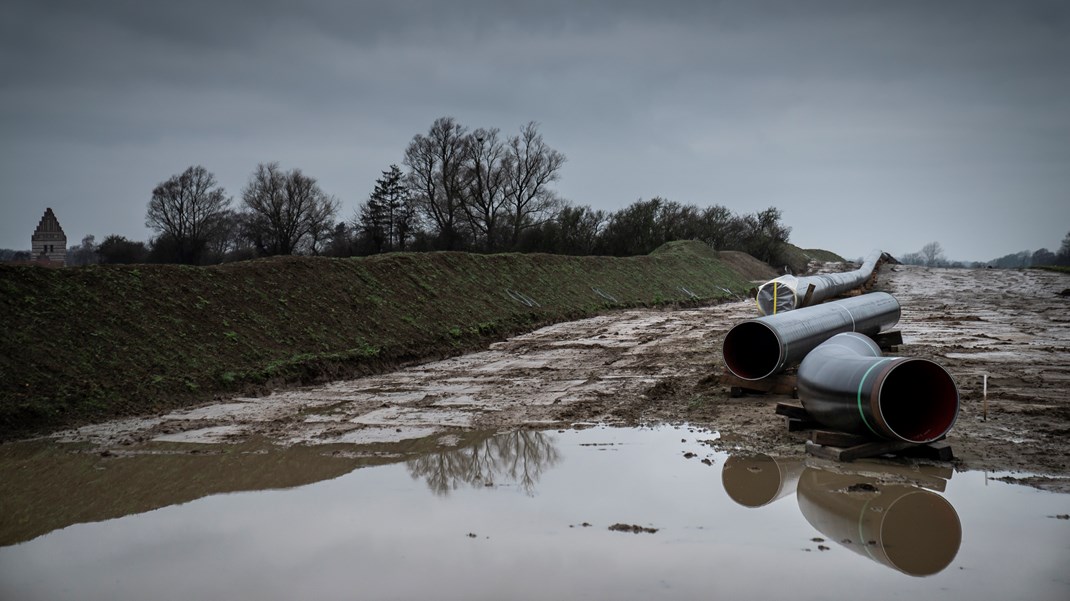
(2, 0, 1068, 261)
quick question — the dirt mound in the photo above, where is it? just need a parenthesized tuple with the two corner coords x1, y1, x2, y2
(0, 244, 757, 439)
(714, 251, 779, 281)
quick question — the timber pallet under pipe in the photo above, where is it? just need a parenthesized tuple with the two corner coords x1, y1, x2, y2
(775, 401, 954, 462)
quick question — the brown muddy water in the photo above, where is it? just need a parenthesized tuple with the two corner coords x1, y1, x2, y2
(1, 426, 1067, 601)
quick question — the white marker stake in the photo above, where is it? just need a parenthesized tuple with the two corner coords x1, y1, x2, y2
(983, 374, 988, 422)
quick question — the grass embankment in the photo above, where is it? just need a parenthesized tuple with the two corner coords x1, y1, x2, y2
(1033, 265, 1070, 274)
(0, 241, 759, 440)
(781, 244, 847, 273)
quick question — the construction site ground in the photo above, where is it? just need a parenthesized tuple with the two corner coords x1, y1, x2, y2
(55, 264, 1070, 491)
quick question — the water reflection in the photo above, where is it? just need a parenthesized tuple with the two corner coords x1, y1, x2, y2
(1, 427, 1066, 601)
(0, 430, 559, 548)
(407, 430, 560, 495)
(722, 454, 962, 576)
(0, 431, 496, 547)
(721, 454, 803, 507)
(0, 440, 377, 547)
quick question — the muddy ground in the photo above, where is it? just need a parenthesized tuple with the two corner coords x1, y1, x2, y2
(53, 265, 1070, 490)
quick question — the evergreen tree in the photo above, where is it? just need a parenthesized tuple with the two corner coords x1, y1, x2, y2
(1057, 231, 1070, 266)
(360, 165, 414, 253)
(358, 192, 389, 253)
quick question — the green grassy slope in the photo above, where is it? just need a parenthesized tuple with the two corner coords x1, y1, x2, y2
(0, 241, 756, 439)
(781, 244, 848, 273)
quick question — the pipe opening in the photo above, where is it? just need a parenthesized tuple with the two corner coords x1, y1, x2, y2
(722, 322, 781, 380)
(878, 360, 959, 443)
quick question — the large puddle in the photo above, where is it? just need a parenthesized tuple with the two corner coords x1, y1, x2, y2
(1, 426, 1068, 600)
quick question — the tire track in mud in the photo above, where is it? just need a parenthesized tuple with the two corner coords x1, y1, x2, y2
(59, 302, 756, 447)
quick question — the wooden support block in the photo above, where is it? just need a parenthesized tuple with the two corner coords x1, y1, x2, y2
(774, 401, 809, 420)
(810, 430, 869, 448)
(900, 440, 955, 461)
(719, 372, 797, 396)
(805, 439, 916, 462)
(787, 417, 819, 432)
(800, 283, 817, 308)
(777, 403, 819, 432)
(804, 440, 842, 461)
(871, 330, 904, 351)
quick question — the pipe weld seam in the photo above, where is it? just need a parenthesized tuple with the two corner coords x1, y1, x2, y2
(856, 358, 894, 438)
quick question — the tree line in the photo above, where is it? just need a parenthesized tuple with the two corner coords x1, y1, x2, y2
(897, 236, 1070, 268)
(11, 116, 794, 267)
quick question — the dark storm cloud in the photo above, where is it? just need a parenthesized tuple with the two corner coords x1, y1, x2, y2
(2, 0, 1068, 259)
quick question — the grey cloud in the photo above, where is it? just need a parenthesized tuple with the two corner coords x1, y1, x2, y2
(1, 0, 1068, 259)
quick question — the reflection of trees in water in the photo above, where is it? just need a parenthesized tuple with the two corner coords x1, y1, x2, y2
(407, 431, 560, 496)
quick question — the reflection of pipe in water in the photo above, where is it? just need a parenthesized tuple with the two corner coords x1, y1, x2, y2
(756, 249, 891, 315)
(798, 332, 959, 443)
(720, 454, 804, 508)
(723, 292, 901, 381)
(796, 465, 961, 577)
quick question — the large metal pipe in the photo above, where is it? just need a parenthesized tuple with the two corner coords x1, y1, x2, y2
(756, 249, 891, 315)
(797, 465, 961, 576)
(722, 291, 901, 381)
(797, 332, 959, 443)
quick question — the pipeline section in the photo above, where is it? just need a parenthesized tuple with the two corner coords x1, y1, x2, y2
(756, 249, 891, 315)
(797, 332, 959, 443)
(722, 291, 901, 381)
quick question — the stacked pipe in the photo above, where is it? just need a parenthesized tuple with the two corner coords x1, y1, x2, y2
(797, 332, 958, 443)
(722, 262, 960, 442)
(723, 291, 901, 381)
(756, 249, 892, 315)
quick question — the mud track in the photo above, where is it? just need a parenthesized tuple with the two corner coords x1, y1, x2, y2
(57, 266, 1070, 488)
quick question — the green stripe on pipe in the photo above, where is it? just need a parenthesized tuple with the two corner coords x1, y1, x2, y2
(857, 358, 893, 437)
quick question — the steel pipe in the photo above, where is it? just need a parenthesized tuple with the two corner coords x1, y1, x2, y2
(756, 249, 890, 315)
(722, 292, 901, 381)
(797, 332, 959, 443)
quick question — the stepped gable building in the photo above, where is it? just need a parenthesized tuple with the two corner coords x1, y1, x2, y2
(32, 208, 67, 264)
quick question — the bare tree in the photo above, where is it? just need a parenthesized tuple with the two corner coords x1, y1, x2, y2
(460, 128, 510, 251)
(403, 117, 469, 250)
(698, 205, 735, 249)
(97, 235, 148, 264)
(1032, 248, 1056, 266)
(66, 234, 99, 266)
(899, 251, 924, 265)
(503, 122, 566, 247)
(240, 162, 339, 255)
(553, 204, 606, 255)
(599, 197, 665, 256)
(746, 207, 792, 266)
(146, 165, 231, 264)
(921, 241, 945, 267)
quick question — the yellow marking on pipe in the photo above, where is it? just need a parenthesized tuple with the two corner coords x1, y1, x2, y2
(773, 282, 778, 315)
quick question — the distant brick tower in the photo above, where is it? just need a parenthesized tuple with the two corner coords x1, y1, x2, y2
(31, 208, 67, 264)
